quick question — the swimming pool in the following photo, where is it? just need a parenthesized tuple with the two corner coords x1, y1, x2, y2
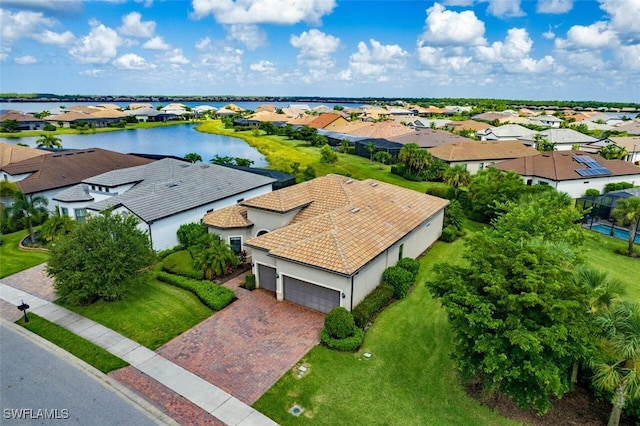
(589, 224, 640, 244)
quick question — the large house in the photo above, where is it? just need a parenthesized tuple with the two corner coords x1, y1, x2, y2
(54, 158, 275, 250)
(494, 150, 640, 198)
(519, 128, 599, 151)
(428, 140, 539, 174)
(203, 174, 449, 313)
(0, 110, 46, 131)
(478, 124, 535, 141)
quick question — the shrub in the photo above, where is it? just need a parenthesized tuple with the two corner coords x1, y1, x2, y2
(604, 181, 634, 193)
(244, 273, 256, 291)
(440, 225, 460, 243)
(382, 266, 414, 299)
(162, 250, 203, 279)
(320, 327, 364, 352)
(176, 222, 208, 248)
(390, 164, 405, 176)
(43, 123, 57, 131)
(324, 307, 356, 339)
(156, 271, 235, 311)
(403, 172, 423, 182)
(352, 283, 394, 329)
(584, 188, 600, 197)
(156, 245, 185, 260)
(396, 257, 420, 280)
(425, 185, 449, 199)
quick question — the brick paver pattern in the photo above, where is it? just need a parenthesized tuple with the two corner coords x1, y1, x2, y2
(2, 264, 56, 301)
(157, 274, 325, 405)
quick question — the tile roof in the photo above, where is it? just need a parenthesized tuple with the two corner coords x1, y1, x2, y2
(494, 150, 640, 181)
(479, 124, 536, 139)
(248, 111, 289, 122)
(0, 142, 47, 168)
(0, 110, 44, 123)
(387, 129, 475, 148)
(203, 205, 253, 229)
(445, 120, 491, 132)
(52, 183, 94, 202)
(2, 148, 154, 194)
(520, 128, 599, 144)
(307, 113, 344, 129)
(244, 175, 449, 276)
(605, 136, 640, 152)
(347, 121, 415, 139)
(615, 121, 640, 135)
(428, 140, 540, 162)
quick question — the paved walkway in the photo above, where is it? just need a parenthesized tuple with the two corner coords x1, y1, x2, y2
(0, 283, 277, 426)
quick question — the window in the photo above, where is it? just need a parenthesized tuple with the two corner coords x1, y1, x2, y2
(229, 236, 242, 254)
(105, 187, 110, 193)
(61, 207, 68, 217)
(526, 179, 533, 186)
(74, 208, 86, 222)
(425, 221, 431, 228)
(479, 162, 484, 170)
(398, 243, 404, 261)
(237, 198, 244, 203)
(91, 185, 96, 190)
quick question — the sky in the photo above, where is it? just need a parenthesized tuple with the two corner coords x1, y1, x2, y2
(1, 0, 639, 102)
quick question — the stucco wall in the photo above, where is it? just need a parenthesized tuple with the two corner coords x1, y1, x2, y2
(246, 207, 301, 236)
(524, 175, 640, 198)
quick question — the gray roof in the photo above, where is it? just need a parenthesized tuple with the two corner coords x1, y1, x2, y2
(86, 158, 275, 223)
(85, 162, 147, 187)
(521, 128, 599, 144)
(480, 124, 535, 138)
(53, 184, 94, 202)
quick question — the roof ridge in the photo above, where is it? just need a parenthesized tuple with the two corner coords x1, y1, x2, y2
(328, 212, 352, 275)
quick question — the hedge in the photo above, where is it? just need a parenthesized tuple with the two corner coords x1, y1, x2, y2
(440, 225, 461, 243)
(244, 273, 256, 291)
(382, 266, 413, 299)
(396, 258, 420, 280)
(324, 307, 356, 339)
(320, 327, 365, 352)
(352, 283, 394, 329)
(161, 250, 203, 279)
(156, 271, 235, 311)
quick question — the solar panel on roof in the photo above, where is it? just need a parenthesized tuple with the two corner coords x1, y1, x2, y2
(576, 168, 611, 177)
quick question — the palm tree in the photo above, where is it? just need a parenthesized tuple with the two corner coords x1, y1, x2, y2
(36, 134, 62, 149)
(40, 207, 76, 243)
(599, 144, 628, 160)
(365, 141, 376, 163)
(193, 235, 239, 280)
(591, 301, 640, 426)
(612, 196, 640, 256)
(184, 152, 202, 163)
(7, 192, 48, 243)
(443, 165, 471, 199)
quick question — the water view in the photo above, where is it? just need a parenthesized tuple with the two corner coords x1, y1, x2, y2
(0, 124, 268, 166)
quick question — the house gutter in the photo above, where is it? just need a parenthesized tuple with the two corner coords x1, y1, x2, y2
(350, 275, 354, 311)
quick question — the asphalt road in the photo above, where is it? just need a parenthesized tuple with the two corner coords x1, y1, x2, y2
(0, 321, 162, 425)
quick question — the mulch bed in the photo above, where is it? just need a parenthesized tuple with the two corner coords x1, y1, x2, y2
(214, 264, 251, 284)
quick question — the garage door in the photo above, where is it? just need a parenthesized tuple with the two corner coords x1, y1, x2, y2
(257, 264, 277, 292)
(283, 276, 340, 313)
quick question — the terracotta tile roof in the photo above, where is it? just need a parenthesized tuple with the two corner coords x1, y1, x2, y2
(307, 113, 344, 129)
(347, 121, 414, 139)
(0, 110, 44, 123)
(445, 120, 490, 132)
(494, 150, 640, 181)
(286, 115, 317, 125)
(2, 148, 154, 194)
(244, 175, 449, 275)
(429, 140, 540, 162)
(329, 120, 372, 133)
(606, 136, 640, 152)
(203, 205, 253, 229)
(388, 129, 475, 148)
(0, 142, 47, 168)
(249, 111, 288, 122)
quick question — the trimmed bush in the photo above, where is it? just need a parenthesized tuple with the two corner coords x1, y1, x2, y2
(324, 307, 356, 339)
(244, 273, 256, 291)
(382, 266, 413, 299)
(320, 327, 364, 352)
(162, 250, 203, 279)
(584, 188, 600, 197)
(352, 283, 394, 329)
(156, 271, 235, 311)
(425, 185, 449, 199)
(439, 225, 460, 243)
(403, 172, 423, 182)
(390, 164, 405, 176)
(397, 257, 420, 280)
(156, 245, 185, 260)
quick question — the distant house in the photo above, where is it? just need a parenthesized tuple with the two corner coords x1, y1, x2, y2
(494, 150, 640, 198)
(0, 110, 45, 131)
(586, 136, 640, 164)
(428, 140, 540, 174)
(478, 124, 535, 141)
(203, 174, 448, 313)
(519, 128, 599, 151)
(54, 158, 275, 250)
(615, 121, 640, 135)
(307, 113, 348, 129)
(387, 129, 474, 149)
(529, 115, 563, 128)
(0, 142, 47, 168)
(444, 120, 490, 133)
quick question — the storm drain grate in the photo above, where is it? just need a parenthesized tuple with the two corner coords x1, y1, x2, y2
(289, 404, 304, 417)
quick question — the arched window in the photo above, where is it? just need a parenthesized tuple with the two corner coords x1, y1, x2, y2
(256, 229, 269, 237)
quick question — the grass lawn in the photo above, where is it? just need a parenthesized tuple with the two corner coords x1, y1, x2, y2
(17, 313, 128, 373)
(58, 273, 212, 350)
(0, 229, 49, 278)
(0, 120, 188, 139)
(254, 235, 516, 425)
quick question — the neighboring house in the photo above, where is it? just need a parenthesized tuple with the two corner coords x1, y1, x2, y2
(0, 110, 46, 131)
(1, 148, 154, 212)
(529, 114, 563, 128)
(307, 113, 349, 129)
(60, 158, 276, 250)
(428, 140, 540, 174)
(588, 136, 640, 164)
(387, 129, 474, 149)
(471, 112, 512, 123)
(405, 119, 451, 129)
(494, 150, 640, 198)
(519, 128, 599, 151)
(125, 107, 170, 122)
(615, 120, 640, 135)
(478, 124, 535, 141)
(0, 142, 47, 168)
(445, 120, 490, 133)
(203, 174, 448, 313)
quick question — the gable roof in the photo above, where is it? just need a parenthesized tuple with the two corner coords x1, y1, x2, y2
(428, 140, 540, 162)
(494, 150, 640, 181)
(520, 128, 599, 144)
(0, 142, 47, 168)
(445, 120, 490, 132)
(243, 175, 449, 276)
(86, 158, 275, 223)
(479, 124, 536, 139)
(387, 129, 474, 148)
(307, 113, 344, 129)
(0, 110, 44, 123)
(2, 148, 154, 194)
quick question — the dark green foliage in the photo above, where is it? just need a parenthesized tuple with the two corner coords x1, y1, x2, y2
(585, 189, 601, 197)
(443, 200, 465, 233)
(382, 266, 413, 299)
(244, 273, 256, 291)
(302, 165, 316, 181)
(324, 307, 356, 339)
(424, 185, 449, 199)
(176, 222, 208, 248)
(162, 250, 203, 279)
(43, 123, 57, 131)
(396, 257, 420, 280)
(468, 168, 528, 223)
(320, 144, 338, 163)
(1, 119, 19, 132)
(604, 182, 634, 193)
(390, 164, 405, 176)
(156, 271, 235, 311)
(47, 211, 155, 305)
(156, 245, 185, 259)
(351, 283, 395, 329)
(439, 226, 460, 242)
(320, 327, 365, 352)
(403, 172, 423, 182)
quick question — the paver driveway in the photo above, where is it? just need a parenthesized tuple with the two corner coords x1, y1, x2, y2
(157, 274, 325, 405)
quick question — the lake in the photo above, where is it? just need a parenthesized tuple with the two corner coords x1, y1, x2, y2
(0, 124, 268, 166)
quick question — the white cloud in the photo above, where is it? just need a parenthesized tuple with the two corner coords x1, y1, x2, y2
(69, 20, 121, 64)
(440, 0, 475, 5)
(134, 0, 154, 7)
(166, 49, 190, 65)
(190, 0, 337, 25)
(226, 24, 267, 50)
(14, 55, 37, 65)
(614, 43, 640, 70)
(118, 12, 155, 38)
(79, 68, 104, 77)
(486, 0, 525, 18)
(195, 37, 211, 51)
(199, 45, 243, 73)
(0, 46, 10, 62)
(143, 36, 170, 50)
(419, 3, 486, 46)
(476, 28, 554, 73)
(112, 53, 154, 69)
(416, 45, 473, 72)
(543, 30, 555, 40)
(290, 29, 340, 69)
(0, 9, 54, 43)
(35, 29, 75, 46)
(599, 0, 640, 40)
(250, 60, 276, 73)
(537, 0, 573, 14)
(1, 0, 83, 16)
(343, 39, 408, 79)
(555, 21, 618, 50)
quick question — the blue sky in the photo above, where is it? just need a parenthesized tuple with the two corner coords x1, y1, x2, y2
(1, 0, 639, 102)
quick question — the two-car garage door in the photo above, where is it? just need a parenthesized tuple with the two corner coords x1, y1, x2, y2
(283, 276, 340, 314)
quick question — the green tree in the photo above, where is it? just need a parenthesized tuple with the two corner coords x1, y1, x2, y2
(373, 151, 392, 165)
(339, 140, 350, 153)
(33, 110, 51, 119)
(398, 143, 432, 177)
(176, 222, 209, 248)
(35, 133, 62, 149)
(209, 155, 234, 165)
(365, 141, 376, 162)
(192, 234, 239, 280)
(40, 207, 76, 243)
(1, 119, 19, 132)
(612, 196, 640, 256)
(234, 157, 254, 167)
(258, 121, 278, 135)
(443, 165, 471, 199)
(333, 105, 344, 111)
(290, 161, 301, 175)
(320, 144, 338, 164)
(0, 180, 18, 198)
(184, 152, 202, 163)
(599, 144, 628, 160)
(302, 165, 316, 181)
(468, 168, 527, 222)
(591, 301, 640, 426)
(535, 134, 556, 152)
(47, 211, 155, 305)
(7, 191, 48, 243)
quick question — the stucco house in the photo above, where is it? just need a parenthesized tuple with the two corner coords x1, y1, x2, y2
(519, 128, 599, 151)
(203, 174, 449, 313)
(53, 158, 275, 251)
(478, 124, 535, 141)
(494, 150, 640, 198)
(0, 110, 46, 131)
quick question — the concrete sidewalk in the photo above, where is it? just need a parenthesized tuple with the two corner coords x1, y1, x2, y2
(0, 283, 278, 426)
